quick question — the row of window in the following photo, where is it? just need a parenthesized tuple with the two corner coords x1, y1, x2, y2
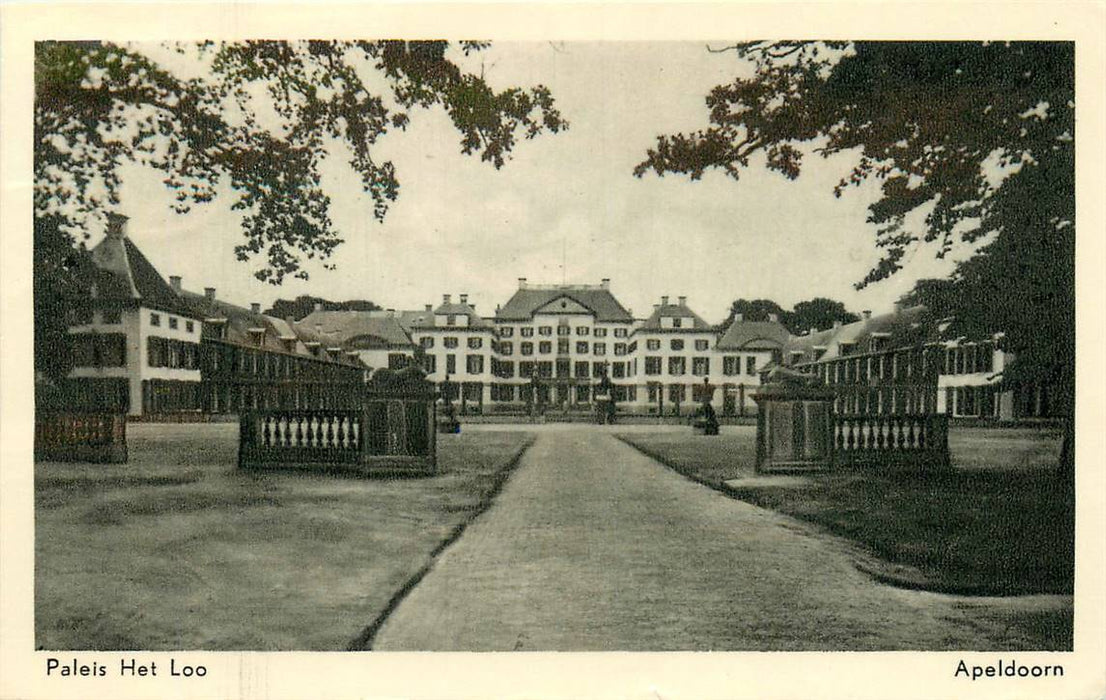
(487, 383, 639, 403)
(423, 336, 485, 350)
(149, 312, 195, 333)
(499, 326, 629, 338)
(68, 307, 124, 326)
(70, 333, 128, 368)
(422, 334, 711, 354)
(942, 343, 995, 376)
(147, 336, 201, 370)
(420, 354, 485, 376)
(641, 356, 758, 377)
(203, 342, 362, 382)
(811, 349, 936, 385)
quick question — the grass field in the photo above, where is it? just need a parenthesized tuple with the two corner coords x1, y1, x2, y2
(35, 424, 532, 650)
(616, 426, 1074, 596)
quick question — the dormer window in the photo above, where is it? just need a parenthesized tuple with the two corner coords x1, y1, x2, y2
(446, 314, 457, 326)
(790, 351, 805, 365)
(672, 317, 683, 329)
(839, 342, 856, 356)
(249, 328, 265, 346)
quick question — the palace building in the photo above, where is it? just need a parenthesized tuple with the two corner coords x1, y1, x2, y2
(56, 216, 1050, 422)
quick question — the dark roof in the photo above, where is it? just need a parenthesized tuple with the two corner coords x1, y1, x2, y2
(421, 302, 494, 330)
(715, 318, 791, 350)
(88, 234, 200, 318)
(297, 310, 416, 349)
(495, 286, 633, 323)
(784, 305, 940, 363)
(638, 303, 714, 332)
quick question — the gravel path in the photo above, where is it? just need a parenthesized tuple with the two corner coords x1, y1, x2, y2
(373, 429, 1069, 651)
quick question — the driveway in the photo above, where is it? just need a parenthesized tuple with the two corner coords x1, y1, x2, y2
(373, 428, 1069, 651)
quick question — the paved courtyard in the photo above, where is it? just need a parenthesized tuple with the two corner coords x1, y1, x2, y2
(374, 426, 1069, 651)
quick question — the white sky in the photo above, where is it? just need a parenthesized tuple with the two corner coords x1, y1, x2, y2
(112, 41, 975, 324)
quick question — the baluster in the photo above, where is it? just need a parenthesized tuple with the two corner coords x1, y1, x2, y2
(917, 417, 927, 450)
(352, 416, 361, 449)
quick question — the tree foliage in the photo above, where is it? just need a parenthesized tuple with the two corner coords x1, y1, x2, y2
(35, 40, 567, 285)
(264, 295, 382, 320)
(721, 297, 858, 335)
(638, 41, 1074, 409)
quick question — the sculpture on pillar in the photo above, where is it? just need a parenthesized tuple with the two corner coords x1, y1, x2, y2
(693, 376, 720, 435)
(437, 373, 460, 434)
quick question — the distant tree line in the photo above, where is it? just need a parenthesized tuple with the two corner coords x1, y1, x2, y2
(721, 297, 860, 335)
(264, 296, 382, 320)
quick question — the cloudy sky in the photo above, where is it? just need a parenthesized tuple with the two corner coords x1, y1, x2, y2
(114, 41, 975, 324)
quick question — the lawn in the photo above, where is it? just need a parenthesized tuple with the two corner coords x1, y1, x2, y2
(616, 426, 1074, 596)
(35, 423, 533, 651)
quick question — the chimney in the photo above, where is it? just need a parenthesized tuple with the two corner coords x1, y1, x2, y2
(833, 320, 842, 330)
(424, 304, 433, 312)
(105, 213, 129, 239)
(661, 295, 669, 306)
(652, 304, 660, 311)
(768, 313, 779, 323)
(169, 275, 182, 293)
(204, 287, 216, 302)
(735, 313, 744, 323)
(459, 294, 468, 304)
(678, 295, 687, 307)
(809, 327, 817, 336)
(443, 294, 452, 304)
(600, 278, 610, 290)
(518, 277, 528, 290)
(250, 302, 261, 315)
(314, 302, 323, 312)
(862, 310, 872, 320)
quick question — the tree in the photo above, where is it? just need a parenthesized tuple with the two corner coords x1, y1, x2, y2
(35, 40, 566, 284)
(788, 298, 860, 334)
(637, 41, 1074, 474)
(265, 296, 382, 320)
(34, 40, 565, 380)
(719, 298, 787, 328)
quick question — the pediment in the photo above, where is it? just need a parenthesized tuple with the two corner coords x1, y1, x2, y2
(534, 295, 594, 315)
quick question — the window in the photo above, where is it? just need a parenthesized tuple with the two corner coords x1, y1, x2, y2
(150, 313, 161, 327)
(557, 325, 571, 336)
(693, 357, 709, 376)
(839, 342, 855, 356)
(500, 327, 514, 337)
(645, 357, 662, 375)
(444, 337, 459, 349)
(185, 320, 194, 333)
(593, 342, 606, 356)
(576, 326, 590, 336)
(670, 339, 684, 351)
(612, 362, 626, 379)
(446, 354, 456, 375)
(576, 385, 590, 402)
(594, 328, 607, 338)
(558, 339, 570, 354)
(499, 341, 513, 356)
(648, 383, 660, 403)
(672, 317, 683, 329)
(422, 336, 435, 349)
(539, 326, 553, 336)
(614, 343, 627, 356)
(668, 384, 686, 403)
(724, 356, 739, 375)
(423, 355, 437, 374)
(668, 357, 686, 375)
(520, 361, 535, 378)
(556, 358, 571, 377)
(521, 327, 534, 337)
(628, 341, 637, 353)
(446, 314, 457, 326)
(695, 339, 709, 351)
(389, 353, 409, 370)
(746, 356, 757, 376)
(101, 308, 122, 325)
(169, 317, 178, 330)
(521, 341, 534, 355)
(466, 355, 484, 374)
(592, 362, 606, 378)
(491, 384, 515, 401)
(647, 339, 661, 351)
(539, 341, 552, 354)
(614, 328, 628, 338)
(468, 337, 483, 349)
(575, 361, 589, 378)
(72, 333, 127, 368)
(576, 341, 589, 354)
(538, 361, 553, 378)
